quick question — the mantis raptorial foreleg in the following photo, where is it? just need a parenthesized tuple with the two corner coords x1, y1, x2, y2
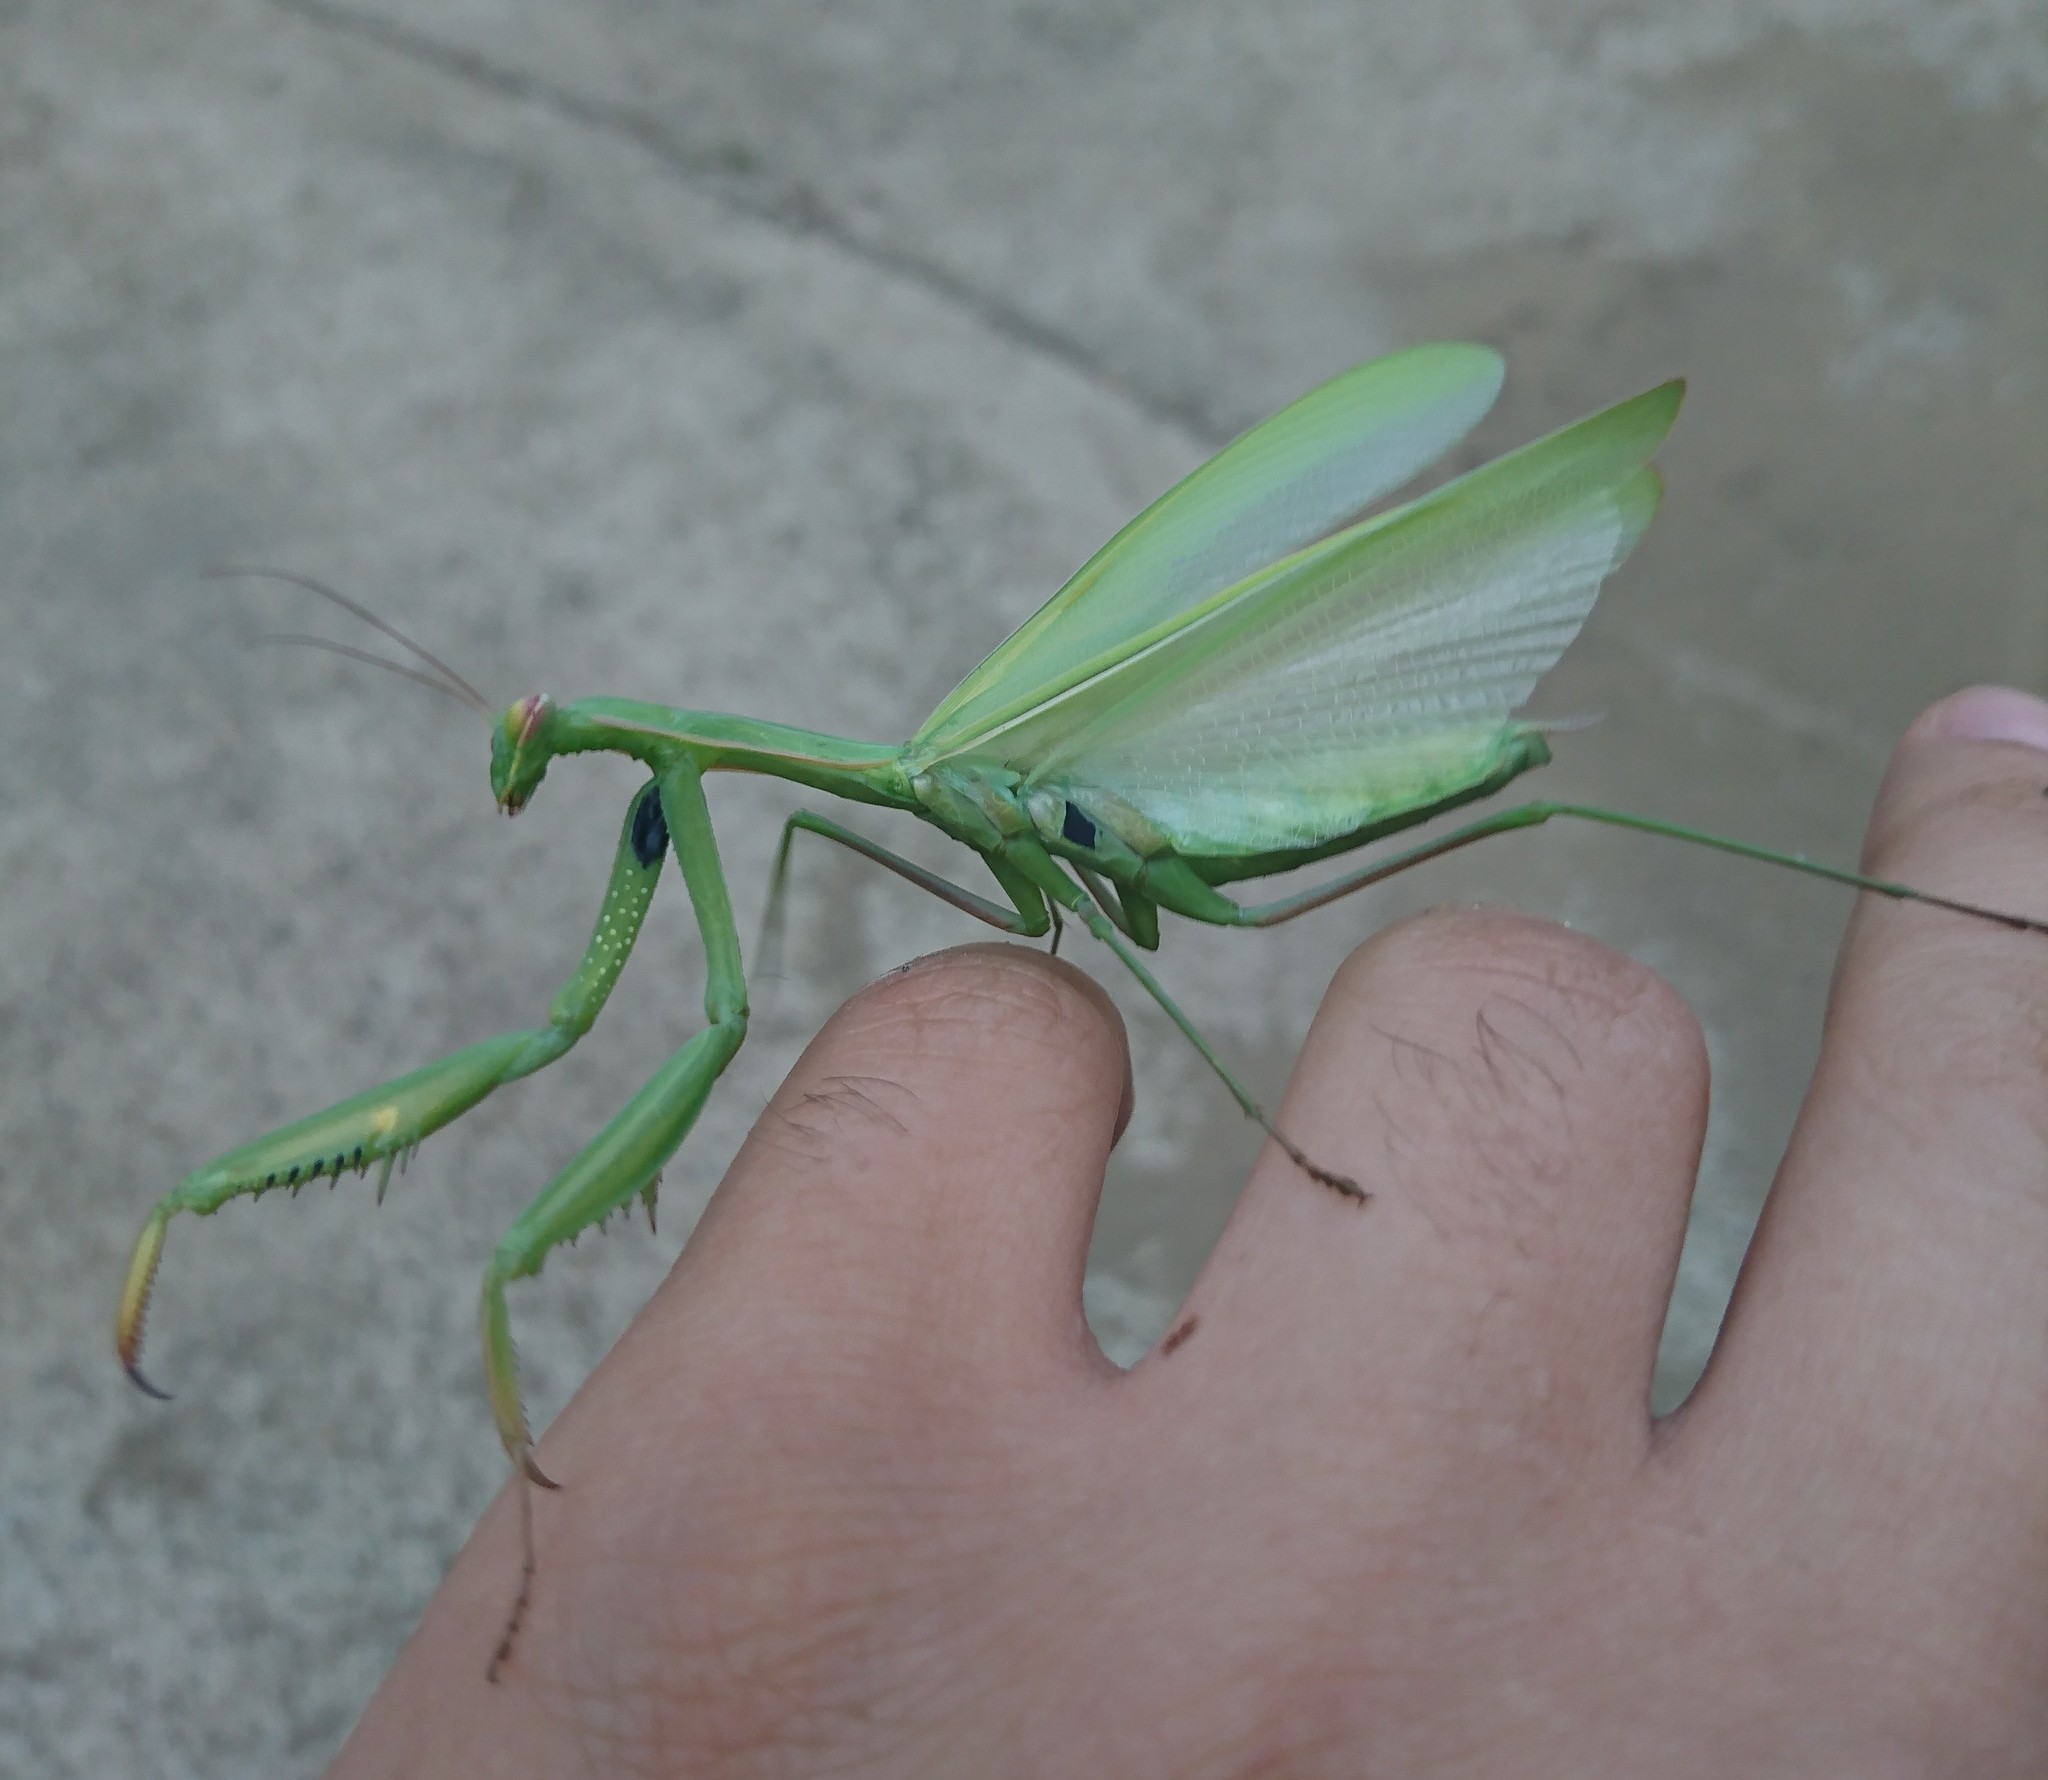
(117, 777, 676, 1395)
(480, 756, 749, 1485)
(477, 755, 747, 1680)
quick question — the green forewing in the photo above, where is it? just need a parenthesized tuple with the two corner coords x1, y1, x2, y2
(941, 380, 1683, 856)
(914, 343, 1506, 751)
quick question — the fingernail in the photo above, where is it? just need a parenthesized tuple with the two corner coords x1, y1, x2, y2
(1923, 686, 2048, 752)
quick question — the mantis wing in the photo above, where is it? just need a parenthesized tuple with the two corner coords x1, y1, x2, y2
(914, 343, 1506, 751)
(935, 380, 1683, 857)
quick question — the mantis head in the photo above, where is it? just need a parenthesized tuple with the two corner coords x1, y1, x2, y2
(492, 693, 556, 814)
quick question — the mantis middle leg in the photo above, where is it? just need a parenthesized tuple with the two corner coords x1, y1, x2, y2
(1000, 838, 1363, 1199)
(763, 808, 1053, 940)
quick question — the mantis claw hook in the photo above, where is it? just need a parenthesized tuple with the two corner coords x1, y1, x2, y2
(115, 1207, 175, 1399)
(123, 1357, 174, 1402)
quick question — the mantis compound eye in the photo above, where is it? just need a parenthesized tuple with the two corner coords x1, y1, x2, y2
(507, 693, 552, 747)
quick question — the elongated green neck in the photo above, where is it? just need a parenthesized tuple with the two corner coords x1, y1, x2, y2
(553, 698, 914, 806)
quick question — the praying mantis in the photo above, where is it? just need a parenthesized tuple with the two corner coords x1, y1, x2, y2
(116, 343, 2044, 1668)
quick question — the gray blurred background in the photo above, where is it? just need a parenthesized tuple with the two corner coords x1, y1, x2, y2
(2, 1, 2043, 1771)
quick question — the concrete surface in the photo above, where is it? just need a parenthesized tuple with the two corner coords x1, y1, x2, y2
(1, 0, 2043, 1771)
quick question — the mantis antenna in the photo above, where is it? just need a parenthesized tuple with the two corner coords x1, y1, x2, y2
(207, 564, 494, 714)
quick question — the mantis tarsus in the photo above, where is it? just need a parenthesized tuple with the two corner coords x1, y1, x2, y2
(115, 343, 2047, 1676)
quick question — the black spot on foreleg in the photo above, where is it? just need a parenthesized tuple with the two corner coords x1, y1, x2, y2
(630, 780, 669, 866)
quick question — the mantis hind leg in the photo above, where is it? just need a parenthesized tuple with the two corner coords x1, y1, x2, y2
(1215, 800, 2048, 934)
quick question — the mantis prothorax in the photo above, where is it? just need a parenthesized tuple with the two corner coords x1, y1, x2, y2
(116, 344, 2048, 1676)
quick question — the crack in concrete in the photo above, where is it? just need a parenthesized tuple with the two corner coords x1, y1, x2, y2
(267, 0, 1222, 444)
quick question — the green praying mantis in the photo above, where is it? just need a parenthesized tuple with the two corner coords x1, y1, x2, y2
(117, 342, 2046, 1668)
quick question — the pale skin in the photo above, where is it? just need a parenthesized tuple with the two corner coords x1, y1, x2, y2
(331, 686, 2048, 1776)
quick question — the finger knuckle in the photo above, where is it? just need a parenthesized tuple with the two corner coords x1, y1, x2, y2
(1361, 908, 1697, 1079)
(1351, 910, 1703, 1235)
(784, 947, 1126, 1150)
(841, 946, 1084, 1050)
(1866, 760, 2048, 909)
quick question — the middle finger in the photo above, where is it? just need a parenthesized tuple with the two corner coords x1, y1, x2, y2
(1152, 908, 1710, 1465)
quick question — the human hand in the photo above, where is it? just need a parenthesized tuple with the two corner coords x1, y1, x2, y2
(331, 688, 2048, 1777)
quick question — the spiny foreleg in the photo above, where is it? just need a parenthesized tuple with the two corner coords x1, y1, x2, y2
(479, 755, 748, 1679)
(116, 778, 674, 1396)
